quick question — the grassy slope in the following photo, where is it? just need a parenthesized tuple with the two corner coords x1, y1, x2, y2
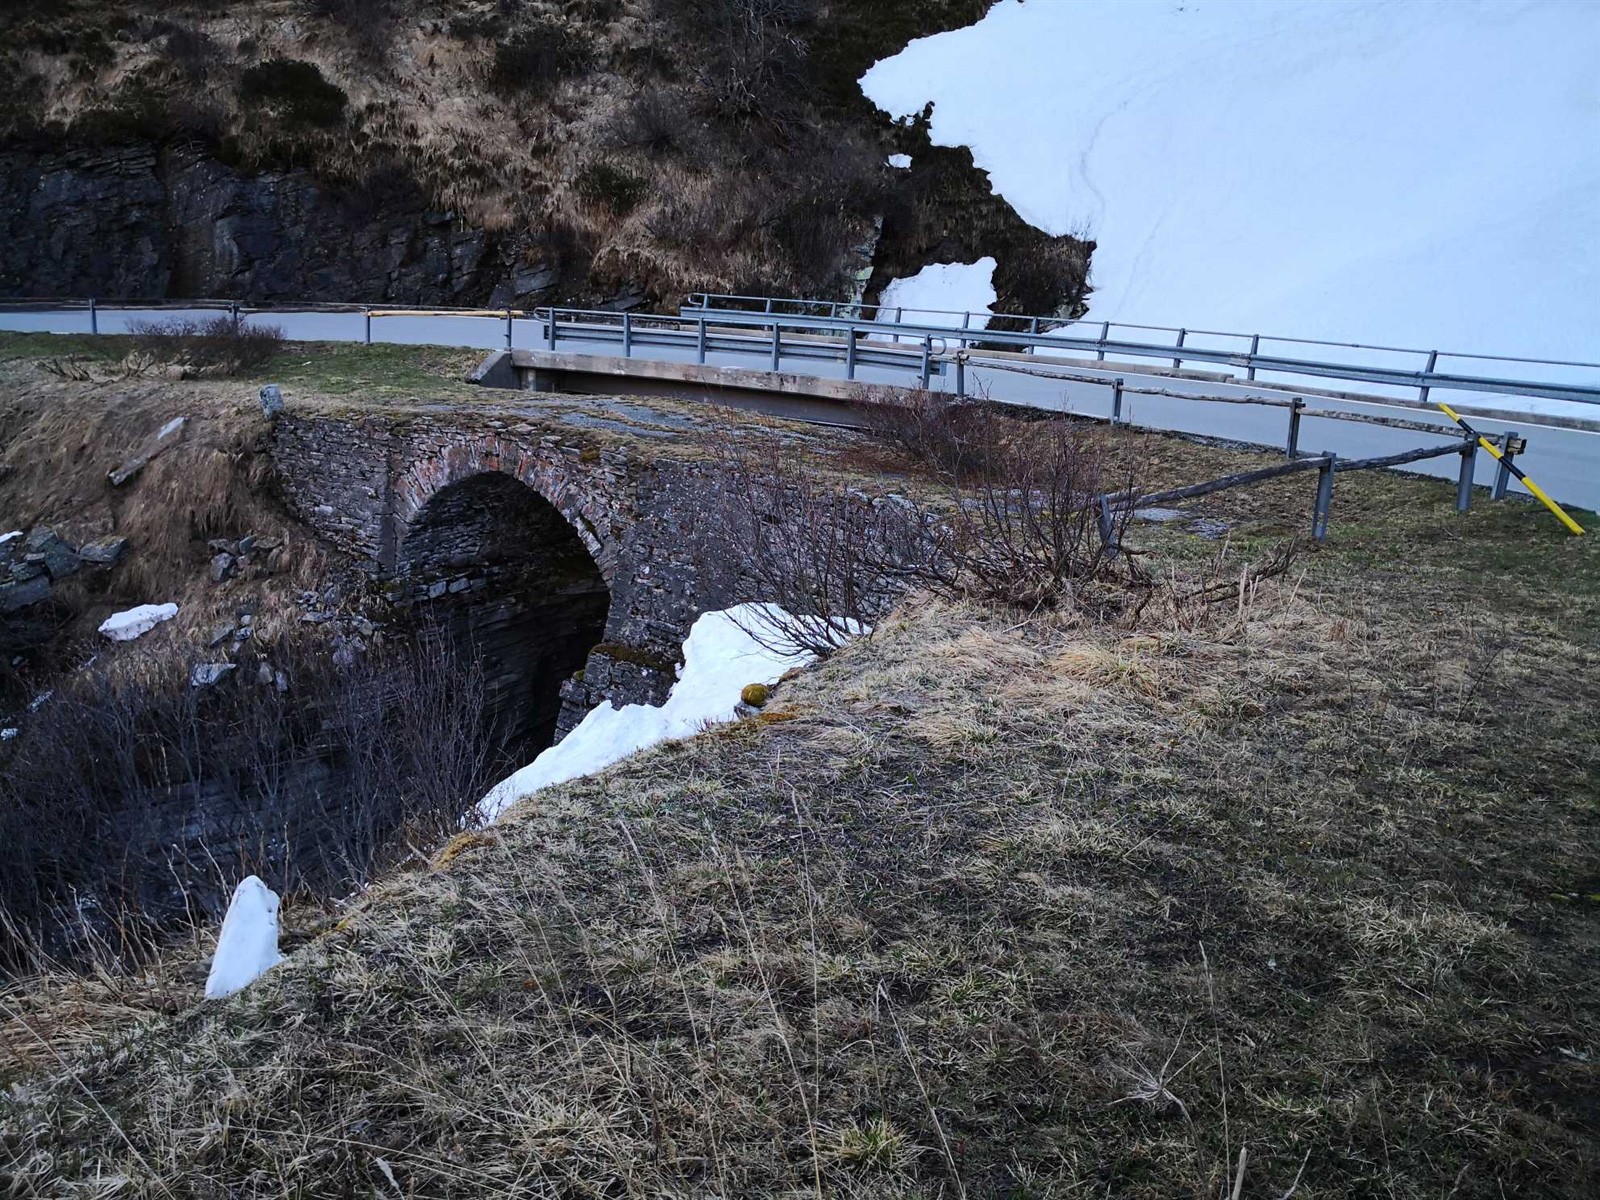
(2, 347, 1598, 1196)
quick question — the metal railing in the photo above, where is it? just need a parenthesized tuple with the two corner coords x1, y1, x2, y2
(682, 293, 1600, 409)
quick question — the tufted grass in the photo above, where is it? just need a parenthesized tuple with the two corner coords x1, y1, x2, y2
(2, 331, 1597, 1196)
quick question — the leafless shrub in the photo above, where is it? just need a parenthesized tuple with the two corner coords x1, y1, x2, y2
(0, 627, 491, 974)
(917, 418, 1137, 610)
(698, 427, 910, 657)
(127, 315, 286, 377)
(657, 0, 820, 129)
(867, 391, 1003, 482)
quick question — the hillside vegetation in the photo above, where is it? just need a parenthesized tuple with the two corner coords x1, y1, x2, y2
(1, 336, 1596, 1196)
(0, 0, 1086, 311)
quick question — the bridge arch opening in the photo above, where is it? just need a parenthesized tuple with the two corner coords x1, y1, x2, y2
(399, 471, 610, 764)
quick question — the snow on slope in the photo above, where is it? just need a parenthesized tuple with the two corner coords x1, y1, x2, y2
(876, 257, 998, 327)
(205, 876, 283, 1000)
(860, 0, 1600, 366)
(98, 603, 179, 642)
(477, 605, 830, 824)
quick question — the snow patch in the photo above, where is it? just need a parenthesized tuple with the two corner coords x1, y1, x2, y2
(859, 0, 1600, 363)
(886, 153, 912, 169)
(1, 728, 17, 741)
(204, 876, 283, 1000)
(875, 257, 997, 327)
(0, 530, 21, 546)
(98, 603, 179, 642)
(477, 604, 833, 823)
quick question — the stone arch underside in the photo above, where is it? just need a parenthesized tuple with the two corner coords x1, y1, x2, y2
(398, 469, 611, 764)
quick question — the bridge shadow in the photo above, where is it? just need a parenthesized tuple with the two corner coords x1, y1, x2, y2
(398, 471, 610, 765)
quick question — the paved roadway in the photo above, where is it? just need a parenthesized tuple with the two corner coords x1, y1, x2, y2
(4, 305, 1595, 513)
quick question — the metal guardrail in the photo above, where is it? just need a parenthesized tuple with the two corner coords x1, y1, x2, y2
(682, 294, 1600, 408)
(1, 292, 1581, 537)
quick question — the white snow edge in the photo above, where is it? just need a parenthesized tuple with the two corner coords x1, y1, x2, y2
(98, 602, 179, 642)
(204, 876, 283, 1000)
(477, 604, 855, 824)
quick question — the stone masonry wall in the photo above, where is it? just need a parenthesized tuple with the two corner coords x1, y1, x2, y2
(272, 411, 739, 733)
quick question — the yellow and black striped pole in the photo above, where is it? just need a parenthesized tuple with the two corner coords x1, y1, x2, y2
(1436, 402, 1585, 535)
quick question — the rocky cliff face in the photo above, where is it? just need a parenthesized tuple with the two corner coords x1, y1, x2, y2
(0, 144, 555, 305)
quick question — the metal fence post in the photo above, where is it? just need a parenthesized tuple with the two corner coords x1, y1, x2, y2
(1492, 430, 1519, 500)
(1097, 496, 1118, 556)
(1456, 433, 1477, 512)
(919, 336, 932, 389)
(770, 322, 781, 371)
(1110, 377, 1124, 426)
(1312, 454, 1337, 541)
(1418, 349, 1439, 404)
(622, 311, 632, 358)
(845, 328, 857, 380)
(88, 298, 98, 336)
(1286, 397, 1303, 459)
(547, 309, 558, 350)
(960, 310, 971, 352)
(1028, 315, 1039, 355)
(955, 353, 966, 398)
(1172, 328, 1187, 370)
(230, 301, 240, 333)
(364, 309, 372, 345)
(1246, 333, 1260, 381)
(505, 310, 514, 350)
(1097, 320, 1111, 361)
(697, 316, 707, 365)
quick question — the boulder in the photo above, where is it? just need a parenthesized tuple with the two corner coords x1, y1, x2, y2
(78, 536, 129, 566)
(24, 528, 80, 579)
(0, 575, 52, 613)
(210, 552, 236, 583)
(259, 384, 284, 418)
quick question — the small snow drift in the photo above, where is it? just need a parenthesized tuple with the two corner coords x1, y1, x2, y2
(204, 876, 284, 1000)
(477, 604, 835, 823)
(0, 530, 21, 546)
(99, 603, 179, 642)
(887, 153, 912, 169)
(876, 258, 997, 328)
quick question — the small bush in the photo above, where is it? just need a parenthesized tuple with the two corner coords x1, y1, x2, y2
(574, 161, 648, 216)
(239, 58, 348, 128)
(489, 17, 595, 96)
(127, 316, 286, 377)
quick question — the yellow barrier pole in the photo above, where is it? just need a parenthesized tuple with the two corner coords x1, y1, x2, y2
(1437, 402, 1585, 535)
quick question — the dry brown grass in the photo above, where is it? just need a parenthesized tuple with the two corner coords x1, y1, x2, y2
(2, 520, 1595, 1196)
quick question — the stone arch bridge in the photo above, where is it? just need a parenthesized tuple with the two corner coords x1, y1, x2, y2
(271, 395, 773, 761)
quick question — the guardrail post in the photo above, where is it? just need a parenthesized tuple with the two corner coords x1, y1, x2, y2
(1097, 320, 1110, 361)
(547, 309, 558, 350)
(1097, 496, 1119, 557)
(230, 301, 240, 333)
(919, 336, 933, 389)
(1246, 333, 1260, 381)
(770, 322, 781, 372)
(622, 311, 632, 358)
(1110, 377, 1124, 426)
(1028, 315, 1039, 355)
(697, 316, 707, 365)
(89, 298, 98, 336)
(955, 353, 966, 398)
(960, 310, 971, 352)
(1286, 397, 1303, 459)
(893, 306, 903, 345)
(364, 309, 372, 345)
(764, 298, 774, 314)
(1418, 349, 1439, 403)
(1312, 453, 1337, 541)
(1172, 328, 1187, 370)
(845, 328, 857, 380)
(1492, 430, 1520, 500)
(1456, 432, 1477, 512)
(505, 310, 514, 350)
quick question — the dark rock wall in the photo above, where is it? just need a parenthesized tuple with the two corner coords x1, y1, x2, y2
(0, 145, 554, 305)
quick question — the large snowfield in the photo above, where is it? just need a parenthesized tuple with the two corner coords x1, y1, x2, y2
(860, 0, 1600, 366)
